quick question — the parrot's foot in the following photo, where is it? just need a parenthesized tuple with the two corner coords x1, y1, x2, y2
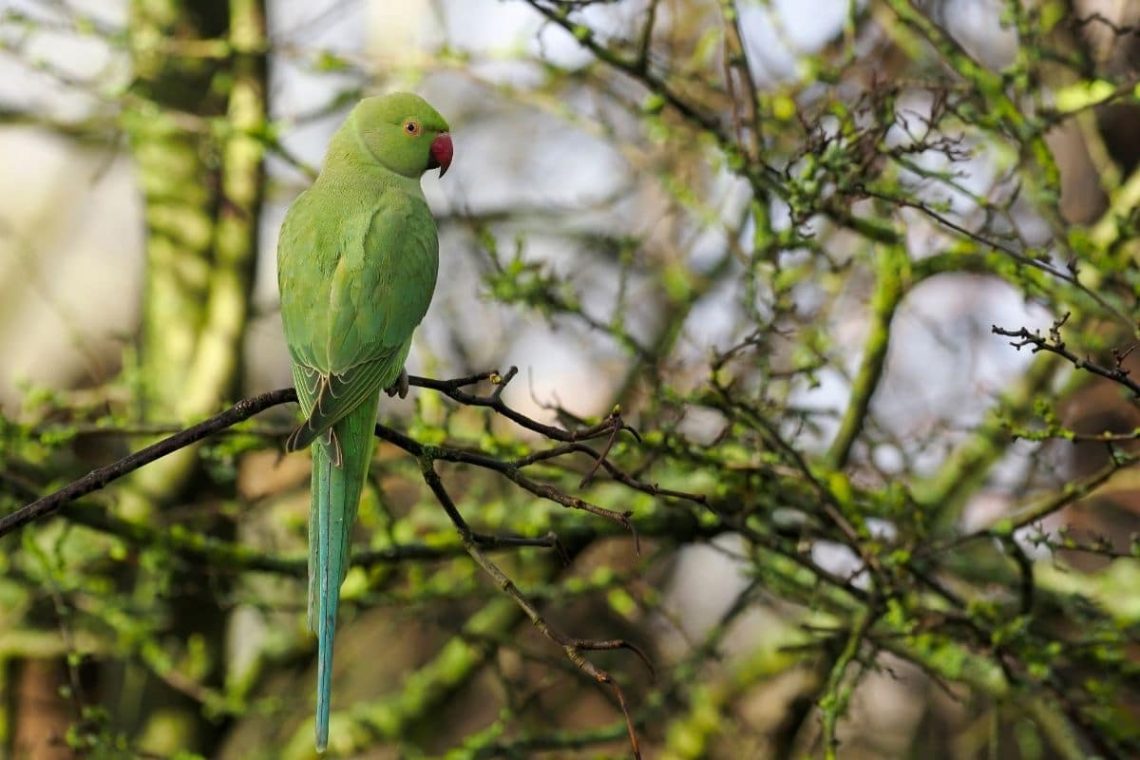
(385, 368, 410, 399)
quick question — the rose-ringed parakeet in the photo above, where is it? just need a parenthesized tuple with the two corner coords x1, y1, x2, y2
(276, 92, 452, 751)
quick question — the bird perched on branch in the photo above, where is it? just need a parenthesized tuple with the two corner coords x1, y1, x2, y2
(276, 92, 452, 751)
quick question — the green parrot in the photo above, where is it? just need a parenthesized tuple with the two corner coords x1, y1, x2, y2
(276, 92, 452, 751)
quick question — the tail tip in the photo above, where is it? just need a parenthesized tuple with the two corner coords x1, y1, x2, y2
(315, 661, 332, 753)
(315, 720, 329, 753)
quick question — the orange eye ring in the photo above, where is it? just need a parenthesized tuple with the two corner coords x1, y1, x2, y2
(403, 119, 421, 136)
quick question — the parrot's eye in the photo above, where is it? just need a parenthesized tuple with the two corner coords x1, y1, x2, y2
(403, 119, 421, 136)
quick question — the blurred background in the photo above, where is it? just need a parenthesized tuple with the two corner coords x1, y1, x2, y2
(3, 0, 1140, 757)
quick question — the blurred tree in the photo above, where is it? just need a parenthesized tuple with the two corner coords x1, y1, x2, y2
(3, 0, 266, 756)
(3, 0, 1140, 758)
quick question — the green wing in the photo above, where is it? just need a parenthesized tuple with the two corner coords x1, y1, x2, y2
(279, 185, 439, 454)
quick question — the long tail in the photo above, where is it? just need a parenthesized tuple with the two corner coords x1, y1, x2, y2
(309, 397, 378, 751)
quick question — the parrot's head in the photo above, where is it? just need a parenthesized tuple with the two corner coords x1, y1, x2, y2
(348, 92, 453, 179)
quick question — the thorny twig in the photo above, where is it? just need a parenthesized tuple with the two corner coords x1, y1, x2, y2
(993, 313, 1140, 397)
(0, 370, 653, 537)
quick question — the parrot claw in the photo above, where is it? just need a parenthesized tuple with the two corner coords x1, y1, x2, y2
(385, 368, 410, 399)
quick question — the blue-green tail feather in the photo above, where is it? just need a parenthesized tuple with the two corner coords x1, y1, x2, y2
(309, 397, 378, 752)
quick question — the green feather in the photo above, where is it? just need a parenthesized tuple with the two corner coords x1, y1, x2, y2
(277, 92, 449, 751)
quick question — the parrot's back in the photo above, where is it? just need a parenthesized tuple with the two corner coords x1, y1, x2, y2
(278, 174, 439, 376)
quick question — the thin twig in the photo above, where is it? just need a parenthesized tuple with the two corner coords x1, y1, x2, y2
(993, 314, 1140, 397)
(0, 389, 296, 536)
(420, 460, 649, 759)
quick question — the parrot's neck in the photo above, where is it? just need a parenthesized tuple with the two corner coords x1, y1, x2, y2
(318, 128, 426, 200)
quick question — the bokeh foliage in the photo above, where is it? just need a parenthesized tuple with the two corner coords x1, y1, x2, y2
(4, 0, 1140, 758)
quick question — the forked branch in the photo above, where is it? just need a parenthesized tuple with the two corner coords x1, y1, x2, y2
(1, 369, 655, 758)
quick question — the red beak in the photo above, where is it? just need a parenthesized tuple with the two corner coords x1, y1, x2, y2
(428, 133, 453, 177)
